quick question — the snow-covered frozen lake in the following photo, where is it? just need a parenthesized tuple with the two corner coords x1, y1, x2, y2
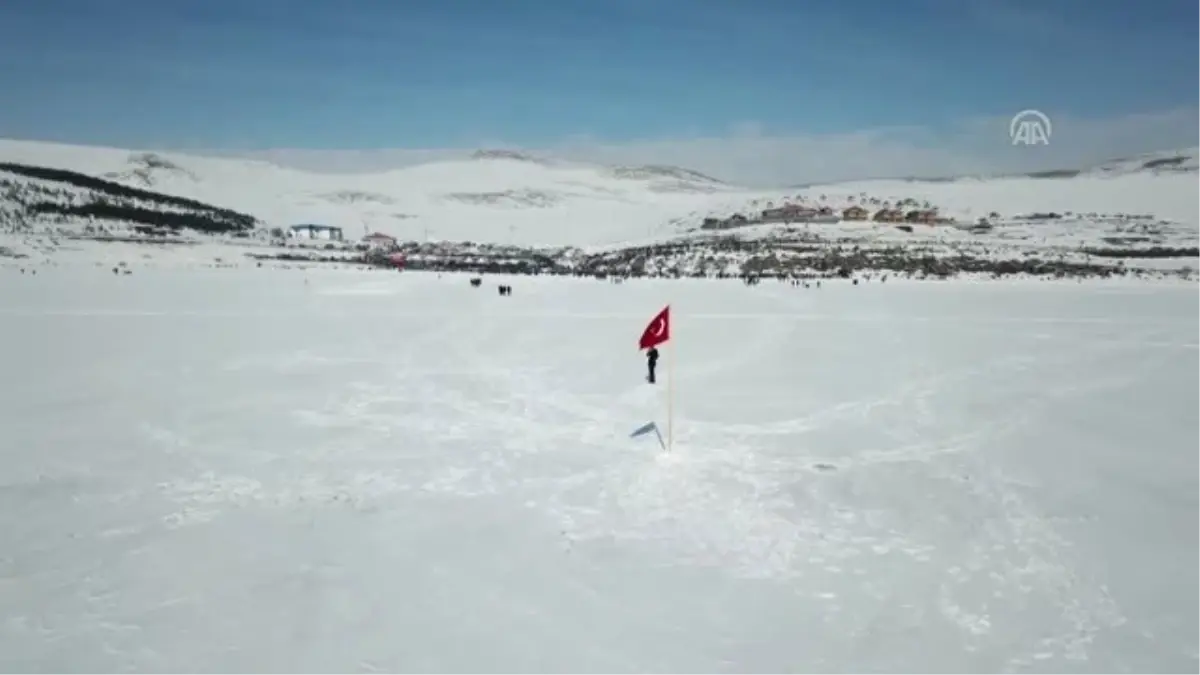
(1, 268, 1197, 672)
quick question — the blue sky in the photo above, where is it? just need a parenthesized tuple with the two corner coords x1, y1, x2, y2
(0, 0, 1196, 183)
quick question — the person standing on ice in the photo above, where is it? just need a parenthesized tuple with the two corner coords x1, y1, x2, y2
(638, 305, 669, 385)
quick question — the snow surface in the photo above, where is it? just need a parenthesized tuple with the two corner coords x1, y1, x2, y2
(1, 267, 1197, 672)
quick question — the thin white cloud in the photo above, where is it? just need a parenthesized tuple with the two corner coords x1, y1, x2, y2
(206, 106, 1199, 187)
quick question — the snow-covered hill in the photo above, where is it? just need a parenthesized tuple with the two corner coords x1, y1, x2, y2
(0, 139, 738, 247)
(1082, 147, 1200, 177)
(2, 138, 1196, 251)
(0, 162, 258, 239)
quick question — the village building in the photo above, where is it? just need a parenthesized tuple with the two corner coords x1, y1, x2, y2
(842, 206, 870, 221)
(288, 224, 343, 241)
(904, 209, 939, 224)
(362, 231, 398, 252)
(762, 204, 819, 223)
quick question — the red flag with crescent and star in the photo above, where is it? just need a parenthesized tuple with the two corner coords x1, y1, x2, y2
(638, 305, 670, 351)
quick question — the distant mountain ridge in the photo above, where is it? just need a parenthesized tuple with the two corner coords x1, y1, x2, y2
(890, 147, 1200, 185)
(1, 137, 1195, 284)
(1081, 147, 1199, 176)
(0, 137, 1195, 249)
(0, 138, 741, 246)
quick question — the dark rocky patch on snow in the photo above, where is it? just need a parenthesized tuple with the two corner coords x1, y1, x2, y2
(103, 152, 199, 187)
(442, 189, 562, 208)
(470, 149, 548, 164)
(610, 164, 726, 185)
(320, 190, 397, 206)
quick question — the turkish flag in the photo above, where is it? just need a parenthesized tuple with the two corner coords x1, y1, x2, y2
(638, 305, 670, 350)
